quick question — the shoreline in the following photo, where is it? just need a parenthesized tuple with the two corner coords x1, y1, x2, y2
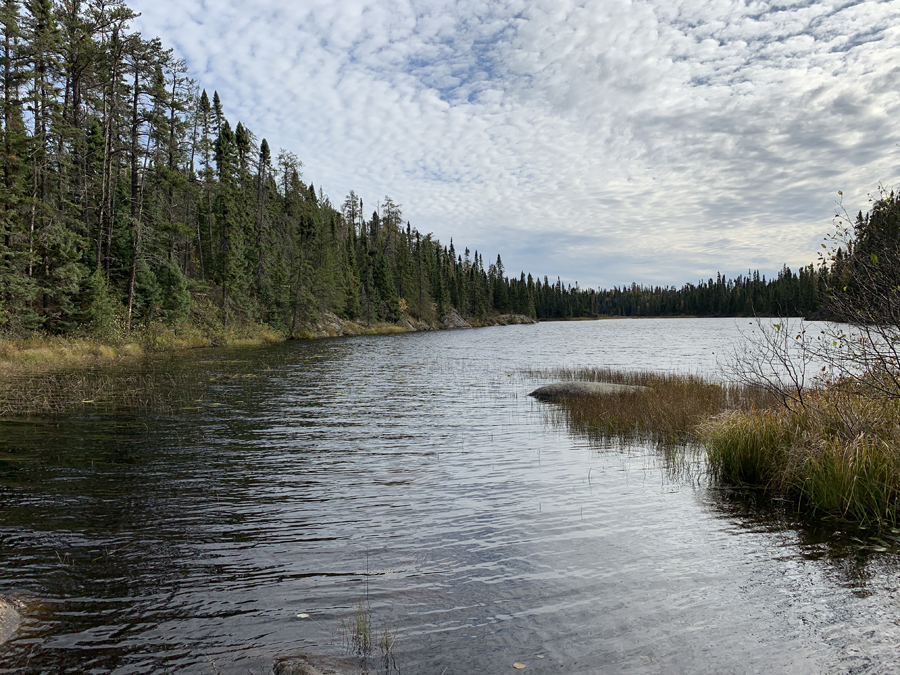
(0, 310, 537, 380)
(538, 314, 809, 322)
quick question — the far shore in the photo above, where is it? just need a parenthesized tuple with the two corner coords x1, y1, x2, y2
(539, 314, 805, 321)
(539, 315, 702, 321)
(0, 310, 536, 379)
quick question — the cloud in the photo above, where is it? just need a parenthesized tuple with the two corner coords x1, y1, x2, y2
(130, 0, 900, 289)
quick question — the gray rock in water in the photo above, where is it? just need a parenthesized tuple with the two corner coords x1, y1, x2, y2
(274, 663, 321, 675)
(274, 655, 345, 675)
(0, 597, 21, 646)
(274, 659, 322, 675)
(529, 381, 648, 402)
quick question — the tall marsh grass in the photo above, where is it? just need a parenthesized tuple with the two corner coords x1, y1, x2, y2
(701, 391, 900, 526)
(526, 367, 773, 447)
(533, 367, 900, 527)
(0, 322, 284, 415)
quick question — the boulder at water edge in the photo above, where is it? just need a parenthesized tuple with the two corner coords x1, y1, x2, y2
(529, 381, 648, 402)
(0, 596, 21, 645)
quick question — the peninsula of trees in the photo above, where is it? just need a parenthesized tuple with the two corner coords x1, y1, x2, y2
(0, 0, 824, 341)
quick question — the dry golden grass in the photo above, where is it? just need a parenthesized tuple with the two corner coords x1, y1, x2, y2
(0, 336, 141, 376)
(526, 367, 773, 447)
(0, 315, 424, 415)
(0, 321, 286, 378)
(291, 318, 415, 339)
(532, 367, 900, 526)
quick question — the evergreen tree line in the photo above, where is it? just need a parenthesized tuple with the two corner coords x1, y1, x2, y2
(0, 1, 825, 339)
(534, 266, 823, 319)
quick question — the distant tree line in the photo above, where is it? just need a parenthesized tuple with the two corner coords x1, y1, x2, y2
(535, 266, 824, 319)
(0, 0, 825, 338)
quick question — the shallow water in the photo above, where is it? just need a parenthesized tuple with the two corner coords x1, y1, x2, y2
(2, 318, 900, 674)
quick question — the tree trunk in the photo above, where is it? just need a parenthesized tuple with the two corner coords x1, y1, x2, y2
(125, 59, 140, 331)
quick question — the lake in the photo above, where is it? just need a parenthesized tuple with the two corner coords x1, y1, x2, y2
(2, 317, 899, 674)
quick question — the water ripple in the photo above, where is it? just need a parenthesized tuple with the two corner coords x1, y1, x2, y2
(1, 320, 899, 673)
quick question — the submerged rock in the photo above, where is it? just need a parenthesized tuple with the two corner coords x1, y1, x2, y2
(274, 654, 347, 675)
(529, 381, 648, 402)
(0, 596, 22, 646)
(274, 661, 323, 675)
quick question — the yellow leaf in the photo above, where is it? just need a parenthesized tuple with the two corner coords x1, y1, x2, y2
(513, 663, 526, 669)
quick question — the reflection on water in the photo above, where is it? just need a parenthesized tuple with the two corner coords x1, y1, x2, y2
(1, 319, 900, 674)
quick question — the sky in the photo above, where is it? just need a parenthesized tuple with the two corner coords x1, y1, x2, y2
(129, 0, 900, 290)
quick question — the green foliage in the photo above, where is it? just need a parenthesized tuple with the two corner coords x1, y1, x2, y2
(133, 260, 161, 322)
(81, 266, 119, 339)
(41, 223, 86, 332)
(158, 259, 191, 327)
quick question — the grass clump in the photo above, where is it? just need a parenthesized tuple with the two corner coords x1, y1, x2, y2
(533, 367, 900, 527)
(700, 409, 796, 487)
(342, 603, 373, 658)
(700, 390, 900, 527)
(339, 603, 398, 673)
(527, 367, 772, 448)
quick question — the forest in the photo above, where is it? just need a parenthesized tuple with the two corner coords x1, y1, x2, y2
(0, 0, 825, 341)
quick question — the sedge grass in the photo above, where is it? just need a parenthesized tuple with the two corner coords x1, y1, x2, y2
(526, 367, 773, 448)
(341, 603, 373, 658)
(700, 390, 900, 527)
(339, 603, 398, 672)
(0, 368, 205, 416)
(532, 367, 900, 527)
(700, 409, 795, 488)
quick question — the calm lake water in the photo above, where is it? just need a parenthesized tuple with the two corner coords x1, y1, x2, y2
(2, 318, 900, 674)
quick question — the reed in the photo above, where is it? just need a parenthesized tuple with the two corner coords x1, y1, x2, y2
(700, 409, 795, 487)
(534, 367, 900, 526)
(700, 390, 900, 526)
(528, 367, 773, 448)
(341, 603, 373, 658)
(0, 369, 202, 416)
(337, 603, 400, 674)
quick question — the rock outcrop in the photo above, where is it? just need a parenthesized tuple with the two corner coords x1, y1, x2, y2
(441, 308, 471, 329)
(293, 309, 536, 338)
(472, 313, 537, 327)
(529, 381, 648, 402)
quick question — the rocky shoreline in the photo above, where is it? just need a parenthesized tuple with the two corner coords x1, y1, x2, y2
(297, 308, 537, 339)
